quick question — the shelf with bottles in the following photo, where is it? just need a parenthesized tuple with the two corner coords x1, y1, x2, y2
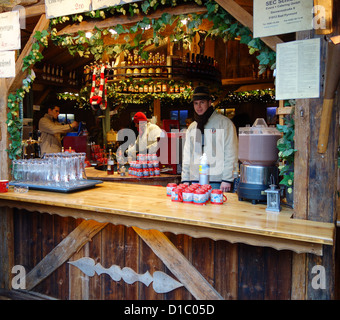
(35, 63, 80, 87)
(109, 78, 192, 95)
(83, 51, 221, 86)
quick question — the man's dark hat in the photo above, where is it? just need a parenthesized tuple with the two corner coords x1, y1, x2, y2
(191, 86, 211, 102)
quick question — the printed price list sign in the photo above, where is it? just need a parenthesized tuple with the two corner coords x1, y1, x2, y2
(0, 11, 21, 52)
(45, 0, 92, 19)
(0, 51, 15, 78)
(276, 38, 320, 100)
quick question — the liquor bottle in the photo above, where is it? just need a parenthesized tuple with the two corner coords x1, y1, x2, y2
(42, 64, 46, 80)
(185, 52, 190, 76)
(51, 65, 55, 82)
(56, 66, 60, 83)
(60, 67, 64, 83)
(133, 52, 140, 77)
(155, 53, 161, 77)
(161, 54, 167, 77)
(190, 53, 196, 75)
(126, 54, 133, 76)
(107, 149, 114, 175)
(196, 54, 202, 74)
(148, 53, 154, 77)
(46, 64, 51, 81)
(141, 58, 148, 75)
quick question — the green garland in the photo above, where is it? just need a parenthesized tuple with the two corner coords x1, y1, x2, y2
(7, 0, 276, 161)
(217, 89, 276, 106)
(6, 31, 49, 161)
(49, 0, 276, 69)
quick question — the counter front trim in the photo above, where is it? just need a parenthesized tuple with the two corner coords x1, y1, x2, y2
(0, 182, 334, 256)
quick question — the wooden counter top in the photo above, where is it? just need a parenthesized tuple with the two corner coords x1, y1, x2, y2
(85, 167, 181, 186)
(0, 182, 334, 256)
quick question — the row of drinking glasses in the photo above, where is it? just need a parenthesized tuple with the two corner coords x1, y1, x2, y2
(12, 152, 87, 186)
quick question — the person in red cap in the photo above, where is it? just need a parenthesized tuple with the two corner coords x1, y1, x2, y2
(127, 112, 162, 157)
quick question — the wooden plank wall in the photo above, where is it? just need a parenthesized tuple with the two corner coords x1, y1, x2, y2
(12, 209, 295, 300)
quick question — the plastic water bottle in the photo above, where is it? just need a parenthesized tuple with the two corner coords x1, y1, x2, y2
(199, 153, 209, 185)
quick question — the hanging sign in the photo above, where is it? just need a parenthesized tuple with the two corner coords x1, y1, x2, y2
(0, 51, 15, 78)
(0, 11, 21, 52)
(45, 0, 92, 19)
(92, 0, 141, 10)
(253, 0, 314, 38)
(275, 38, 320, 100)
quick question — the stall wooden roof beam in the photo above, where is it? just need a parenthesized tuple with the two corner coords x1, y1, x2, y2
(215, 0, 283, 51)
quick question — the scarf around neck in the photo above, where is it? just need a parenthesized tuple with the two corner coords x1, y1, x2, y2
(194, 106, 214, 133)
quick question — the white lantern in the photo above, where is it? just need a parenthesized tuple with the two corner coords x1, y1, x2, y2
(265, 183, 281, 213)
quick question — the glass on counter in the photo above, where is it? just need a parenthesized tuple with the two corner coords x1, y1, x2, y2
(11, 152, 87, 187)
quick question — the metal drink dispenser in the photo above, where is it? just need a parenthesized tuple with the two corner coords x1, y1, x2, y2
(237, 118, 281, 204)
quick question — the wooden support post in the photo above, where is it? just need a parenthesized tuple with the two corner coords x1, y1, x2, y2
(0, 79, 9, 180)
(0, 208, 14, 290)
(25, 220, 108, 291)
(291, 17, 339, 297)
(133, 227, 224, 300)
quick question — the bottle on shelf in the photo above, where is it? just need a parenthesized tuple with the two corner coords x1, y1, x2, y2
(107, 149, 114, 175)
(51, 65, 55, 82)
(148, 53, 154, 77)
(42, 64, 47, 80)
(155, 53, 161, 77)
(141, 58, 148, 75)
(190, 53, 196, 75)
(126, 54, 133, 76)
(133, 51, 140, 77)
(46, 64, 51, 81)
(60, 67, 64, 83)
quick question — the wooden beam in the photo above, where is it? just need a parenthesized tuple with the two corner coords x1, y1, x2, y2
(57, 4, 207, 36)
(0, 208, 14, 290)
(24, 3, 46, 19)
(6, 14, 49, 94)
(25, 220, 108, 290)
(215, 0, 283, 51)
(0, 79, 9, 180)
(133, 227, 224, 300)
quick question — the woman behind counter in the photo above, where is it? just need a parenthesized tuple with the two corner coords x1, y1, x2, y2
(181, 86, 238, 192)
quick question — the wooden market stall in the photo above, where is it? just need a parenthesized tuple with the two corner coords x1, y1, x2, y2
(0, 0, 339, 301)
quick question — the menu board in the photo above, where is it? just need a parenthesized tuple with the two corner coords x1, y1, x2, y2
(92, 0, 141, 10)
(275, 38, 320, 100)
(253, 0, 313, 38)
(45, 0, 92, 19)
(0, 11, 21, 52)
(0, 51, 15, 78)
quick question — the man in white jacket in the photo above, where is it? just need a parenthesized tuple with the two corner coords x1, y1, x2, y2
(127, 112, 162, 157)
(181, 86, 238, 192)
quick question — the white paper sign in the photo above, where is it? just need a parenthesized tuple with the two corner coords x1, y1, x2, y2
(0, 51, 15, 78)
(92, 0, 141, 10)
(0, 11, 21, 52)
(45, 0, 92, 19)
(275, 38, 320, 100)
(253, 0, 313, 38)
